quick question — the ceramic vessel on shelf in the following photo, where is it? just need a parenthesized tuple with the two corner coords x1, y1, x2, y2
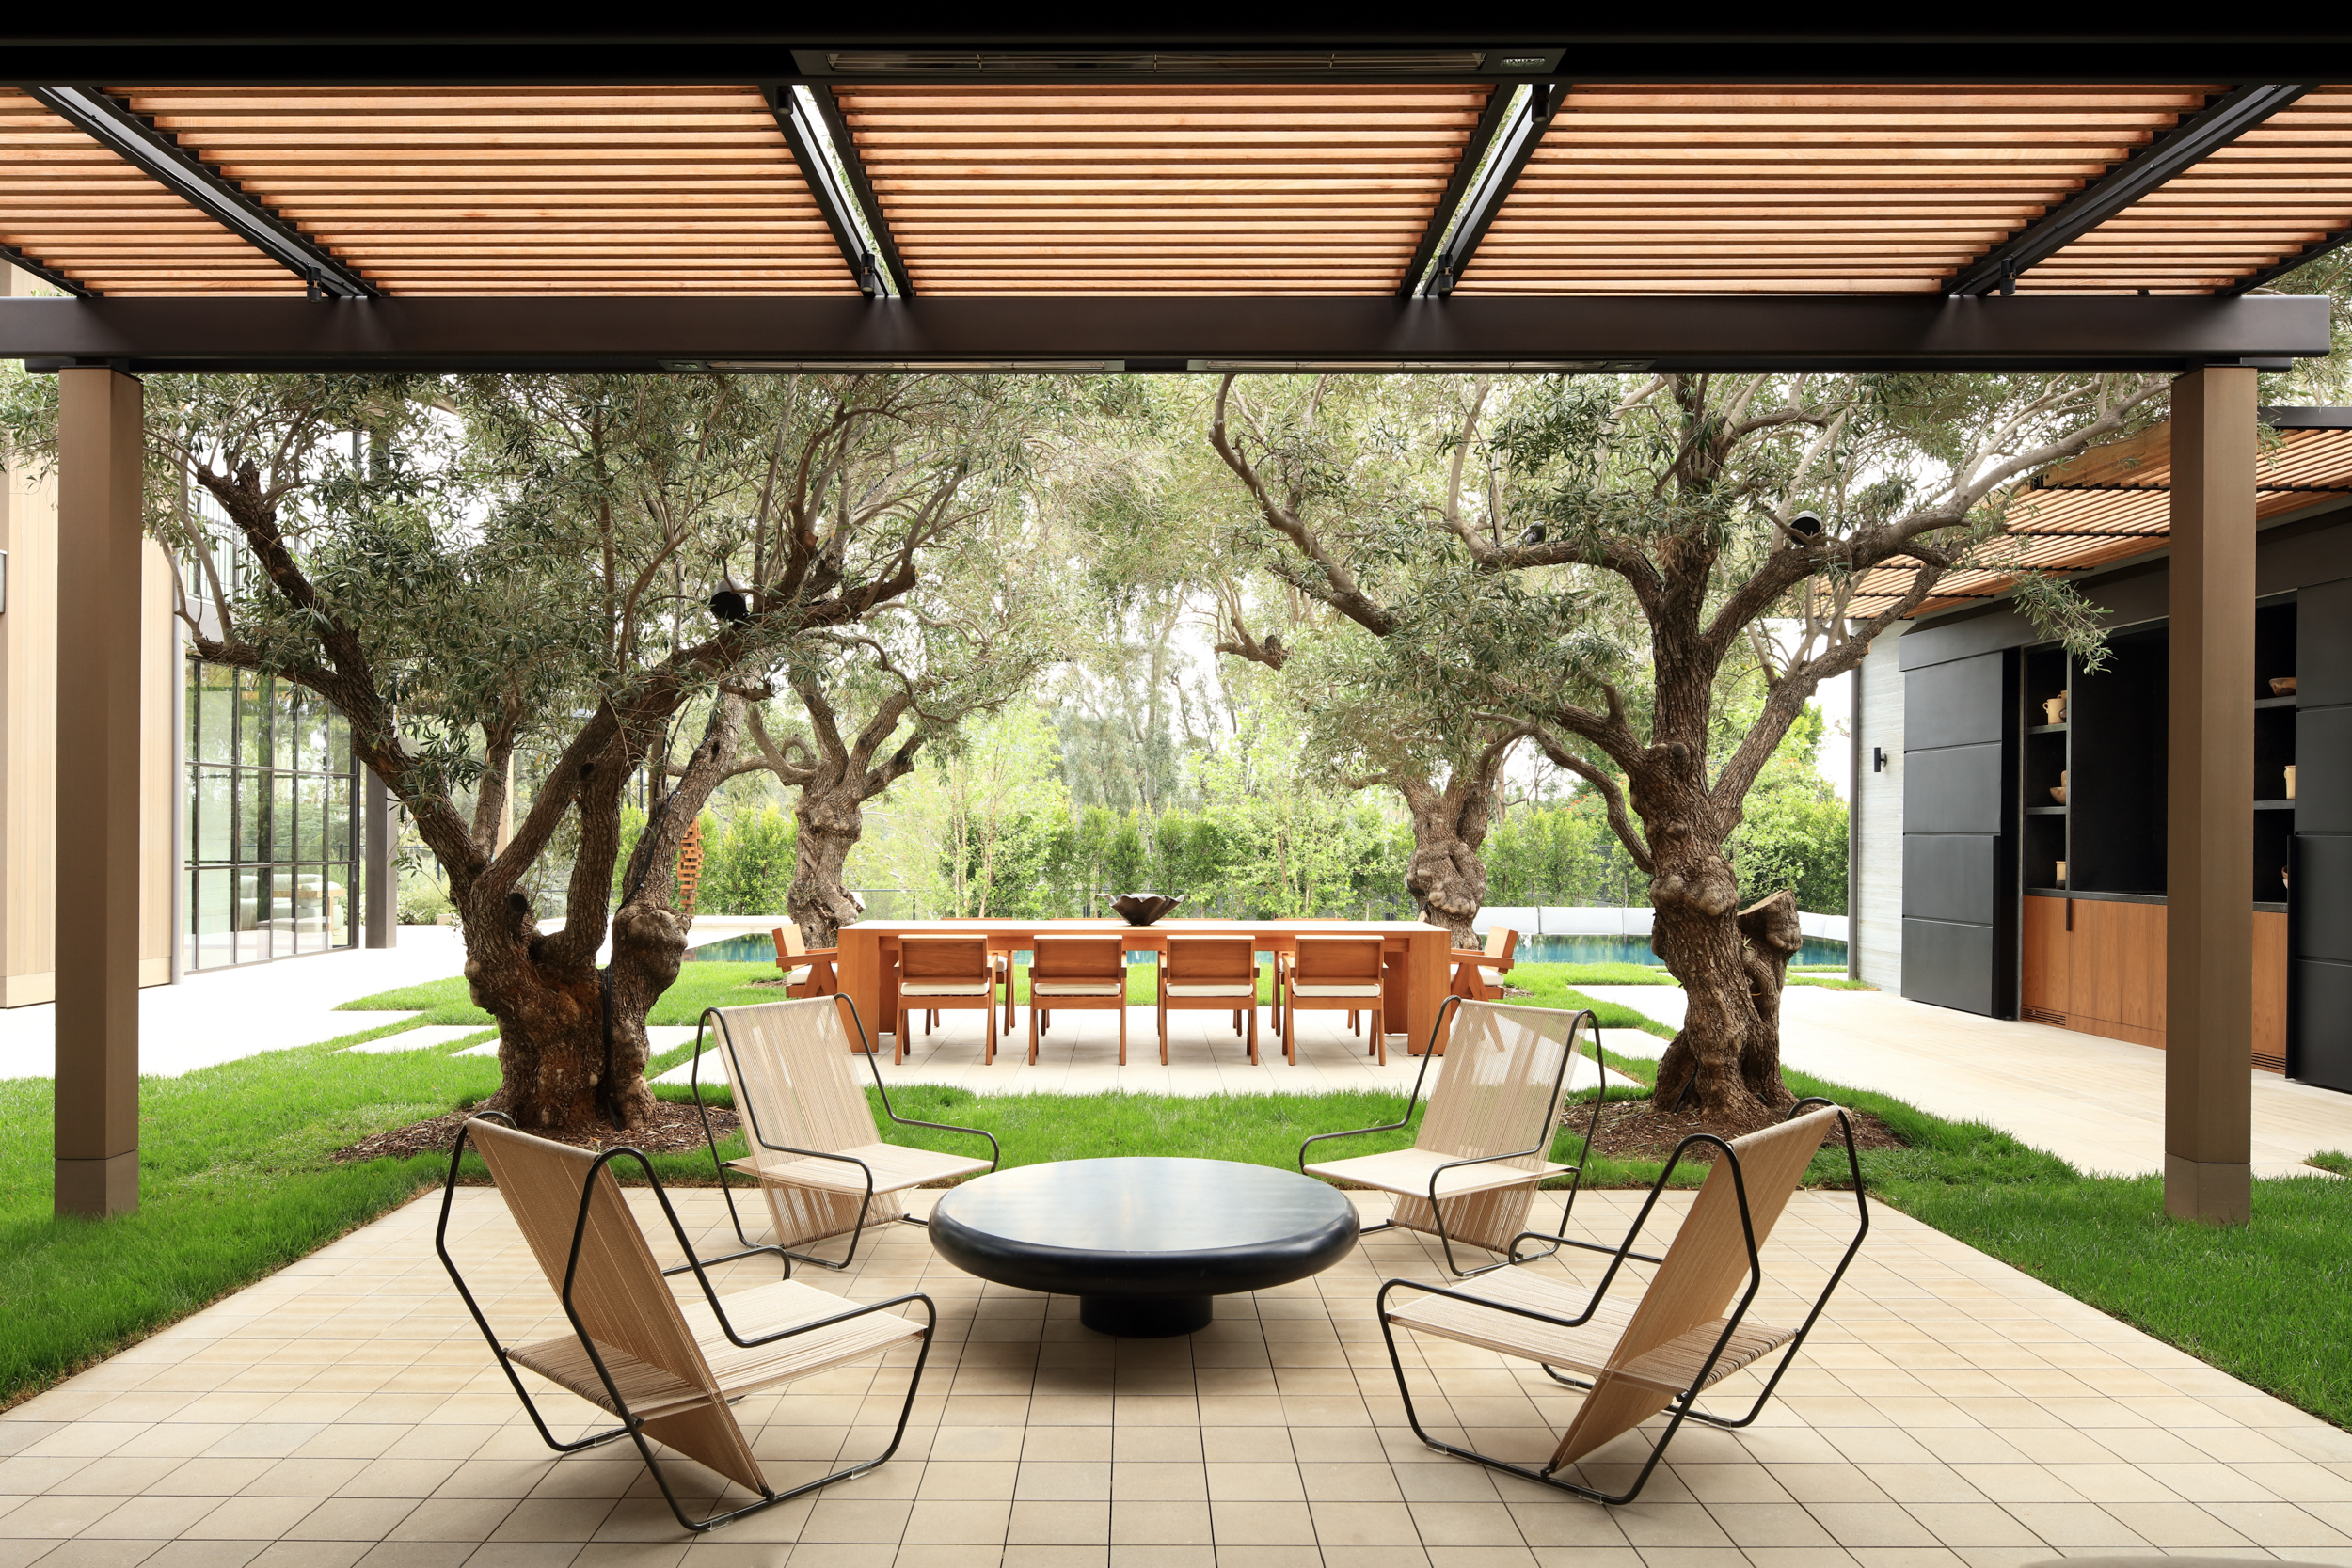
(2272, 677, 2298, 697)
(2043, 694, 2067, 724)
(2050, 768, 2066, 805)
(1111, 893, 1183, 927)
(2054, 860, 2067, 883)
(2287, 764, 2298, 800)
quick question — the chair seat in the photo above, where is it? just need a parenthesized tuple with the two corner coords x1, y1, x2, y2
(1305, 1146, 1571, 1200)
(1292, 981, 1382, 998)
(1166, 981, 1255, 997)
(1033, 978, 1123, 996)
(1384, 1263, 1793, 1395)
(901, 979, 993, 996)
(1478, 966, 1505, 983)
(733, 1141, 993, 1196)
(510, 1277, 927, 1419)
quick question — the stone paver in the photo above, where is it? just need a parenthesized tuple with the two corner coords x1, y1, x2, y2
(8, 1171, 2350, 1567)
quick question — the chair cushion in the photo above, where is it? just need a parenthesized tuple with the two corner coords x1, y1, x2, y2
(1166, 981, 1255, 997)
(1291, 981, 1383, 997)
(783, 965, 813, 983)
(1032, 978, 1124, 996)
(1479, 966, 1504, 983)
(901, 979, 993, 996)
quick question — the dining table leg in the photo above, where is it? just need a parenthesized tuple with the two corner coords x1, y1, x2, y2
(838, 927, 885, 1053)
(1401, 927, 1453, 1054)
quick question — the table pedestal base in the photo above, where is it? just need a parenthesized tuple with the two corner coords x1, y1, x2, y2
(1081, 1295, 1212, 1338)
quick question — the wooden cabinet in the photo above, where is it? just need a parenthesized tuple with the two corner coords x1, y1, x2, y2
(2020, 895, 2286, 1069)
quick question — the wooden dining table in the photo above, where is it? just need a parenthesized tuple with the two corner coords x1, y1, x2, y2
(834, 918, 1456, 1055)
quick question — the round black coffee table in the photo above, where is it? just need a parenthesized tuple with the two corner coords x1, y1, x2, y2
(927, 1157, 1359, 1337)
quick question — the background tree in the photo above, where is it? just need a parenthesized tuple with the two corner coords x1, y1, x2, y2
(1214, 368, 2163, 1127)
(0, 370, 1032, 1134)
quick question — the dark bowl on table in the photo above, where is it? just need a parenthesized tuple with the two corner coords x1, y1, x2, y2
(1111, 894, 1183, 927)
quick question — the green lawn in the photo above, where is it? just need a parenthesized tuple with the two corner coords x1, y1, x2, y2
(5, 957, 2348, 1435)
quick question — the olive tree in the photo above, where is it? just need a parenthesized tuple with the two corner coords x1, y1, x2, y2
(1214, 369, 2164, 1126)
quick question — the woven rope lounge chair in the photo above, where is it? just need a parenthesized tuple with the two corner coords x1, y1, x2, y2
(435, 1114, 936, 1533)
(1301, 997, 1609, 1275)
(1376, 1100, 1868, 1505)
(1028, 936, 1130, 1064)
(690, 996, 998, 1272)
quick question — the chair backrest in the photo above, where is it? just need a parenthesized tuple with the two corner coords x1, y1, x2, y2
(1608, 1104, 1838, 1370)
(1485, 927, 1518, 960)
(1166, 937, 1253, 981)
(900, 935, 989, 980)
(1293, 935, 1383, 981)
(467, 1117, 722, 1400)
(772, 925, 808, 963)
(709, 998, 880, 1175)
(1416, 1000, 1579, 1170)
(1033, 937, 1124, 980)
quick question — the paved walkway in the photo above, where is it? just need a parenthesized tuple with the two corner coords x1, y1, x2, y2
(1579, 984, 2352, 1179)
(0, 929, 469, 1080)
(8, 1182, 2350, 1567)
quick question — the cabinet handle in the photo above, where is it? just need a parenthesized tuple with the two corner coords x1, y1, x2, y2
(2065, 898, 2074, 932)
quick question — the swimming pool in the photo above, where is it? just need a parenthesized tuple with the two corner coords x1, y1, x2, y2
(683, 929, 1849, 968)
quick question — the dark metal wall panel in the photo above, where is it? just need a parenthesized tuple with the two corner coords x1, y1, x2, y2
(1901, 918, 1997, 1014)
(2294, 832, 2352, 960)
(1902, 657, 2006, 745)
(1902, 835, 1998, 924)
(2297, 708, 2352, 833)
(2293, 574, 2352, 1088)
(2290, 958, 2352, 1090)
(1904, 743, 2007, 836)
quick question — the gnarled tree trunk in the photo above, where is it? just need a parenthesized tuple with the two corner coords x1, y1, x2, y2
(738, 679, 925, 949)
(788, 781, 868, 947)
(1391, 727, 1524, 945)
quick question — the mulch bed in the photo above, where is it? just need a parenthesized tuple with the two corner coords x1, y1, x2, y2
(331, 1098, 738, 1165)
(1573, 1096, 1904, 1164)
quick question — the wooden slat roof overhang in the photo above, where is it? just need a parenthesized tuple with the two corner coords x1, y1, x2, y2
(1850, 411, 2352, 620)
(0, 26, 2344, 370)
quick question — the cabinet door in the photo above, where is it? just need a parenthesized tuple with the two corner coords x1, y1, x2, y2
(2021, 896, 2069, 1020)
(2068, 898, 2167, 1045)
(2254, 910, 2288, 1071)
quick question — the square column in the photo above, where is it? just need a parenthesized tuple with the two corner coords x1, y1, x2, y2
(54, 366, 143, 1217)
(2165, 364, 2257, 1225)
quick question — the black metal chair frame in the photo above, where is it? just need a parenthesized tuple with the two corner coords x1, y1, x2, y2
(1375, 1098, 1869, 1505)
(689, 994, 999, 1273)
(435, 1112, 938, 1534)
(1298, 996, 1616, 1276)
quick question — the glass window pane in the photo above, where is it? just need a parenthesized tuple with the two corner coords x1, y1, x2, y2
(195, 767, 230, 862)
(236, 769, 262, 862)
(193, 868, 233, 970)
(326, 777, 352, 862)
(273, 687, 298, 771)
(236, 673, 265, 766)
(327, 710, 350, 770)
(298, 774, 326, 861)
(272, 774, 295, 863)
(198, 668, 233, 765)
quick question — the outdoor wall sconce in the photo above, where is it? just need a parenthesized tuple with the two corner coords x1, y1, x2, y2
(1872, 747, 1889, 773)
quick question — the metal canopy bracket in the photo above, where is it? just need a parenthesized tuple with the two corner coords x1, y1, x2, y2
(1420, 81, 1556, 297)
(0, 293, 2326, 374)
(1947, 82, 2311, 297)
(767, 85, 902, 299)
(28, 87, 379, 298)
(806, 87, 914, 299)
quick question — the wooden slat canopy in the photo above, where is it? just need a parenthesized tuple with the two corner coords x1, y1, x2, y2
(1456, 85, 2216, 295)
(1851, 423, 2352, 617)
(830, 83, 1491, 294)
(2028, 88, 2352, 293)
(0, 89, 304, 295)
(99, 86, 855, 296)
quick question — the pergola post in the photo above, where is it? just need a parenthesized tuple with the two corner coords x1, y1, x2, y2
(53, 366, 143, 1218)
(2165, 363, 2257, 1225)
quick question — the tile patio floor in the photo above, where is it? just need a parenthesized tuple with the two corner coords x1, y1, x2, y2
(8, 1178, 2351, 1568)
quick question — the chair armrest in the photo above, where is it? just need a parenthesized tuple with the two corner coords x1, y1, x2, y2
(1376, 1274, 1613, 1333)
(795, 946, 839, 960)
(1451, 951, 1512, 971)
(1298, 1118, 1410, 1170)
(705, 1286, 938, 1353)
(877, 1109, 1001, 1171)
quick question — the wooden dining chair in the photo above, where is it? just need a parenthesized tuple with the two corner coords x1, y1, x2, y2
(895, 935, 999, 1064)
(771, 924, 839, 1001)
(1375, 1101, 1867, 1505)
(691, 996, 998, 1270)
(921, 922, 1014, 1037)
(1451, 927, 1518, 1002)
(436, 1113, 937, 1533)
(1028, 936, 1130, 1064)
(1157, 937, 1263, 1064)
(1279, 935, 1388, 1064)
(1303, 998, 1605, 1275)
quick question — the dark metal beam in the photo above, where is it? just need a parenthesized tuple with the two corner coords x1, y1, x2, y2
(1420, 82, 1555, 297)
(2227, 230, 2352, 296)
(26, 87, 379, 298)
(766, 85, 890, 297)
(0, 293, 2325, 374)
(1947, 83, 2310, 297)
(0, 244, 91, 298)
(1395, 86, 1519, 297)
(807, 87, 914, 299)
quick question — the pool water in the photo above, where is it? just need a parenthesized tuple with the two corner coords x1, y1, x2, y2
(684, 929, 1849, 968)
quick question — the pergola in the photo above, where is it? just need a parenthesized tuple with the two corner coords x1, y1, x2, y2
(3, 20, 2345, 1227)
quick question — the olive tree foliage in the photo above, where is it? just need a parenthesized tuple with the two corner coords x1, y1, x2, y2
(0, 370, 1035, 1132)
(1214, 368, 2167, 1123)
